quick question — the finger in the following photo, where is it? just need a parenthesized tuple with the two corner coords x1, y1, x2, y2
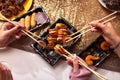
(7, 25, 22, 35)
(67, 57, 73, 67)
(13, 21, 25, 29)
(1, 22, 14, 30)
(73, 54, 79, 73)
(90, 20, 104, 28)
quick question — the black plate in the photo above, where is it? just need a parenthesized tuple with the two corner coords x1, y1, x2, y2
(31, 18, 81, 66)
(14, 6, 50, 32)
(78, 35, 113, 66)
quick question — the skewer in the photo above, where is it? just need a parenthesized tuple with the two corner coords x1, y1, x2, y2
(0, 13, 40, 44)
(54, 45, 107, 80)
(66, 16, 116, 43)
(71, 11, 117, 37)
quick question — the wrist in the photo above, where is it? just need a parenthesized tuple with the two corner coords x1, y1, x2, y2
(110, 36, 120, 49)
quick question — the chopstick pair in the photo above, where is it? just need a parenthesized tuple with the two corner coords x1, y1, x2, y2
(55, 45, 107, 80)
(0, 13, 41, 44)
(66, 11, 117, 43)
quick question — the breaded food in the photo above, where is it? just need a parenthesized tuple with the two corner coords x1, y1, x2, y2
(100, 41, 110, 51)
(85, 55, 100, 65)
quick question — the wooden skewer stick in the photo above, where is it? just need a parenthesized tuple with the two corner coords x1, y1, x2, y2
(62, 48, 107, 80)
(25, 30, 40, 39)
(98, 11, 117, 22)
(0, 13, 40, 44)
(66, 16, 116, 43)
(71, 11, 117, 37)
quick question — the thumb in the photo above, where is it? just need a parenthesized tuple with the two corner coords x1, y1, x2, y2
(90, 21, 104, 29)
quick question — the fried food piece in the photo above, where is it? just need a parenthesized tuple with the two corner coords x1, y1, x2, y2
(58, 29, 68, 35)
(100, 41, 110, 51)
(31, 12, 37, 28)
(20, 18, 25, 26)
(55, 23, 67, 29)
(85, 55, 100, 66)
(63, 35, 72, 43)
(54, 44, 67, 56)
(15, 3, 24, 11)
(25, 15, 31, 30)
(46, 41, 55, 49)
(8, 5, 18, 15)
(47, 35, 57, 42)
(38, 40, 46, 48)
(49, 29, 58, 36)
(1, 9, 12, 18)
(57, 35, 64, 43)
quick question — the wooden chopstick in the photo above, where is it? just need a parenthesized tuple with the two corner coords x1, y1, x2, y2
(66, 16, 116, 43)
(0, 13, 40, 44)
(60, 46, 107, 80)
(25, 30, 40, 39)
(71, 11, 117, 37)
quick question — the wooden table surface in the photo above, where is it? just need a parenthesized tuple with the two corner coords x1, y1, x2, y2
(10, 0, 120, 72)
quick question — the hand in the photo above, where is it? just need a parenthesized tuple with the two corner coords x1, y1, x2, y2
(0, 62, 13, 80)
(0, 22, 25, 47)
(67, 54, 79, 73)
(67, 54, 96, 80)
(90, 21, 120, 48)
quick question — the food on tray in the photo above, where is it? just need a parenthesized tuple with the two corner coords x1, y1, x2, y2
(20, 18, 25, 26)
(31, 12, 37, 28)
(55, 23, 67, 29)
(38, 40, 47, 48)
(46, 23, 72, 49)
(19, 12, 38, 30)
(54, 44, 67, 56)
(85, 55, 100, 65)
(103, 0, 120, 11)
(0, 0, 25, 18)
(49, 29, 58, 36)
(100, 41, 110, 51)
(25, 15, 31, 30)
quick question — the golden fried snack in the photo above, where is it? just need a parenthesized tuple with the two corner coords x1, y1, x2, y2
(54, 44, 67, 56)
(63, 35, 72, 43)
(47, 35, 57, 42)
(100, 41, 110, 51)
(38, 40, 46, 48)
(25, 15, 31, 30)
(85, 55, 100, 66)
(49, 29, 58, 36)
(20, 18, 25, 26)
(57, 35, 64, 43)
(55, 23, 67, 29)
(58, 29, 67, 35)
(31, 12, 37, 28)
(46, 41, 55, 49)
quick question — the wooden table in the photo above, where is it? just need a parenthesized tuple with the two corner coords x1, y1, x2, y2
(10, 0, 120, 72)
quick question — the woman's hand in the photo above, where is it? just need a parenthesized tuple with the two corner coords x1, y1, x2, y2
(0, 22, 25, 47)
(67, 54, 96, 80)
(90, 21, 120, 48)
(0, 62, 13, 80)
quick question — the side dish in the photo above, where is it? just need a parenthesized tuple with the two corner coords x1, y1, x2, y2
(0, 0, 26, 18)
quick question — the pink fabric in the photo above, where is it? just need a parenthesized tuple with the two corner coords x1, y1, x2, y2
(69, 66, 96, 80)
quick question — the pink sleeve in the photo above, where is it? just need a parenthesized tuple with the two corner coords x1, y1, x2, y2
(69, 66, 95, 80)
